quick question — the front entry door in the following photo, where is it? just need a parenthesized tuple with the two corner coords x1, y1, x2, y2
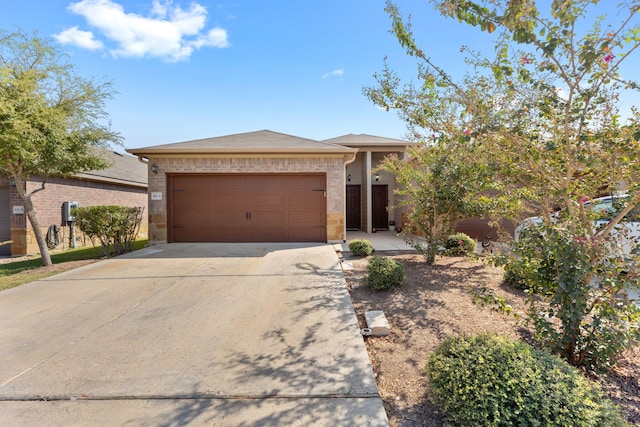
(372, 185, 389, 230)
(346, 185, 361, 230)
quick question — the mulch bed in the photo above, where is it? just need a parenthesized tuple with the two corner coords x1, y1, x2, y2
(343, 251, 640, 426)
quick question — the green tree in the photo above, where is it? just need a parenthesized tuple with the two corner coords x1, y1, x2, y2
(373, 140, 495, 263)
(371, 0, 640, 369)
(0, 30, 121, 266)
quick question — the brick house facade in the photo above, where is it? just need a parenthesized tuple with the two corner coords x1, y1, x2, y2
(128, 130, 414, 245)
(144, 155, 347, 243)
(0, 150, 148, 256)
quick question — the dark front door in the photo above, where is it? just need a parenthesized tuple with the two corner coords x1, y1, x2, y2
(372, 185, 389, 230)
(346, 185, 361, 230)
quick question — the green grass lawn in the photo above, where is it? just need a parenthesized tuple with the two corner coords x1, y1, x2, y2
(0, 239, 148, 292)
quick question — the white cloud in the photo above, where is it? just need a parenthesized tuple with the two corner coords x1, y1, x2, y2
(53, 26, 104, 50)
(55, 0, 229, 62)
(322, 68, 344, 79)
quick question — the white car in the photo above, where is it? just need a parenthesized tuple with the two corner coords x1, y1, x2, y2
(514, 195, 640, 263)
(514, 195, 640, 302)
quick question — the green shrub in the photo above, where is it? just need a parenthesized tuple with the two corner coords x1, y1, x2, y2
(503, 224, 640, 371)
(74, 206, 144, 256)
(426, 334, 627, 427)
(365, 256, 405, 290)
(444, 232, 476, 256)
(349, 239, 374, 257)
(503, 261, 529, 290)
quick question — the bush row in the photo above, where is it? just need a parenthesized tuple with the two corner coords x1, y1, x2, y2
(74, 206, 144, 256)
(350, 232, 477, 259)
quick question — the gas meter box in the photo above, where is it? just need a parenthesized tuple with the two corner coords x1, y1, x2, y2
(62, 201, 80, 225)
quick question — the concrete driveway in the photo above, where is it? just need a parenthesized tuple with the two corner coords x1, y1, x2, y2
(0, 243, 387, 426)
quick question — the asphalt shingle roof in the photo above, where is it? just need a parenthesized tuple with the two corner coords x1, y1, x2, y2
(127, 130, 355, 155)
(76, 148, 148, 188)
(322, 134, 411, 147)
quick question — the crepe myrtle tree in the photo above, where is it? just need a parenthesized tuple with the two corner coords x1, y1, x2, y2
(374, 140, 497, 264)
(368, 0, 640, 370)
(0, 30, 121, 266)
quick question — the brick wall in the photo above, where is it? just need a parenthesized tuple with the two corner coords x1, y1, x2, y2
(10, 176, 148, 255)
(146, 155, 346, 243)
(0, 178, 9, 256)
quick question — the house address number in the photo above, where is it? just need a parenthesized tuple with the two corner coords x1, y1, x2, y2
(13, 206, 24, 214)
(151, 192, 163, 201)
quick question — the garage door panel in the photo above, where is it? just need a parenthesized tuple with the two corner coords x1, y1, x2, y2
(209, 176, 248, 190)
(173, 195, 211, 209)
(212, 210, 248, 223)
(250, 176, 284, 191)
(172, 209, 213, 225)
(288, 210, 325, 225)
(251, 211, 284, 225)
(213, 193, 247, 207)
(251, 193, 285, 207)
(169, 174, 326, 243)
(250, 228, 285, 242)
(287, 175, 325, 189)
(173, 228, 212, 242)
(172, 176, 214, 191)
(287, 192, 323, 207)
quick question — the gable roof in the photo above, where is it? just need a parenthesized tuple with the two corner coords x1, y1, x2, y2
(75, 149, 148, 188)
(127, 130, 357, 157)
(322, 134, 412, 147)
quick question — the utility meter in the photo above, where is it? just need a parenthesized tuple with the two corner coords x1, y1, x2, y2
(62, 201, 80, 225)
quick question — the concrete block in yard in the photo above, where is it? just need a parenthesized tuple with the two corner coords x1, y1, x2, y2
(365, 310, 390, 336)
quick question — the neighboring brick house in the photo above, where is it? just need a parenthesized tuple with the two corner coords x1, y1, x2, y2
(0, 150, 148, 256)
(127, 130, 414, 245)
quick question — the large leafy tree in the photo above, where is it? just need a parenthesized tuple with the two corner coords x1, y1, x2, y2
(0, 30, 121, 266)
(369, 0, 640, 370)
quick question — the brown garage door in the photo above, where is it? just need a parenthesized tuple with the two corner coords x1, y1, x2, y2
(168, 174, 327, 243)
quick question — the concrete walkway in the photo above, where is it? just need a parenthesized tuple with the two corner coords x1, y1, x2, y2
(0, 243, 388, 426)
(337, 231, 420, 253)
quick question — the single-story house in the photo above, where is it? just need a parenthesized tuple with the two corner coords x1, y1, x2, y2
(127, 130, 413, 244)
(0, 149, 148, 256)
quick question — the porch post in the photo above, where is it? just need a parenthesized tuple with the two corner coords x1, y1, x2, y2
(365, 150, 372, 233)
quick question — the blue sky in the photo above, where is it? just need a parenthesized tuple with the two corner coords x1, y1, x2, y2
(2, 1, 639, 150)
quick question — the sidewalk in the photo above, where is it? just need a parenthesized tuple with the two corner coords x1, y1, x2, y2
(335, 231, 420, 253)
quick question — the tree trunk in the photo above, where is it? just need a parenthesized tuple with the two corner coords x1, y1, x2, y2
(425, 243, 437, 264)
(25, 205, 52, 267)
(12, 174, 52, 267)
(425, 226, 438, 264)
